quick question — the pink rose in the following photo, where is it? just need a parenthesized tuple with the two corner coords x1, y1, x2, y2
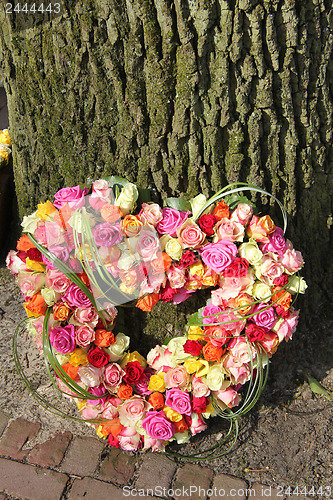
(80, 406, 102, 420)
(101, 397, 122, 419)
(63, 284, 92, 308)
(72, 306, 99, 326)
(189, 413, 207, 436)
(156, 208, 190, 237)
(45, 270, 72, 293)
(6, 250, 27, 275)
(200, 241, 237, 274)
(259, 256, 284, 284)
(214, 218, 244, 242)
(44, 221, 64, 247)
(164, 366, 190, 389)
(103, 363, 125, 392)
(44, 245, 70, 268)
(176, 220, 206, 249)
(118, 396, 151, 426)
(202, 304, 224, 327)
(223, 355, 251, 385)
(118, 426, 142, 451)
(260, 227, 286, 257)
(92, 222, 122, 247)
(167, 266, 186, 289)
(34, 222, 48, 245)
(214, 387, 241, 408)
(49, 325, 76, 353)
(143, 437, 166, 452)
(228, 336, 256, 364)
(258, 331, 280, 355)
(272, 309, 299, 342)
(142, 411, 175, 440)
(89, 180, 113, 210)
(136, 227, 161, 261)
(192, 377, 211, 398)
(75, 325, 95, 347)
(139, 203, 163, 226)
(252, 303, 276, 329)
(147, 346, 176, 371)
(230, 203, 253, 225)
(17, 271, 45, 298)
(280, 241, 304, 274)
(165, 388, 192, 416)
(78, 365, 103, 387)
(53, 185, 89, 209)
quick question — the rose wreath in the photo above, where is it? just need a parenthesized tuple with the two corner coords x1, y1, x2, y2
(7, 173, 307, 459)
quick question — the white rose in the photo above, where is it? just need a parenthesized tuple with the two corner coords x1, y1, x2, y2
(251, 281, 272, 303)
(168, 337, 191, 364)
(41, 287, 58, 306)
(173, 431, 191, 444)
(78, 365, 102, 387)
(21, 212, 39, 233)
(238, 238, 263, 265)
(56, 354, 70, 365)
(115, 183, 139, 215)
(286, 276, 307, 294)
(117, 251, 137, 270)
(204, 363, 225, 391)
(190, 193, 207, 220)
(106, 332, 130, 361)
(164, 237, 183, 261)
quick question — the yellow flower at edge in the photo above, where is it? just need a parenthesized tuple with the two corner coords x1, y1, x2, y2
(36, 200, 56, 220)
(76, 400, 86, 411)
(0, 129, 11, 146)
(120, 351, 147, 369)
(163, 406, 183, 422)
(183, 358, 209, 377)
(204, 402, 215, 414)
(189, 262, 204, 279)
(69, 348, 89, 367)
(148, 373, 166, 392)
(187, 326, 205, 341)
(96, 425, 108, 439)
(23, 303, 40, 318)
(0, 149, 9, 162)
(26, 257, 45, 272)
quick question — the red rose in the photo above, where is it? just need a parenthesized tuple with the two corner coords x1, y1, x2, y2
(123, 361, 145, 384)
(223, 257, 249, 277)
(192, 396, 208, 413)
(180, 250, 197, 268)
(160, 283, 178, 302)
(245, 322, 267, 342)
(274, 305, 291, 319)
(273, 275, 288, 286)
(183, 340, 202, 357)
(88, 346, 110, 367)
(198, 214, 218, 236)
(107, 434, 120, 448)
(27, 248, 44, 262)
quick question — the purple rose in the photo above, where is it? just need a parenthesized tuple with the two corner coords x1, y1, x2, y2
(49, 325, 76, 353)
(53, 186, 89, 209)
(200, 241, 237, 273)
(92, 222, 122, 247)
(252, 304, 276, 329)
(165, 388, 192, 416)
(142, 411, 175, 440)
(134, 368, 154, 396)
(260, 227, 286, 257)
(87, 384, 107, 405)
(63, 283, 92, 307)
(156, 208, 190, 237)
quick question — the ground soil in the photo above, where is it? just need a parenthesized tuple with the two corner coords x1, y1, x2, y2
(0, 265, 332, 494)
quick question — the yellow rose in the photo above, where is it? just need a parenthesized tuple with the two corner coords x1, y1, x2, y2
(25, 258, 45, 272)
(36, 200, 56, 220)
(0, 129, 11, 146)
(195, 360, 210, 377)
(165, 238, 183, 261)
(0, 147, 9, 163)
(69, 348, 89, 367)
(187, 326, 205, 341)
(96, 425, 108, 439)
(148, 373, 166, 392)
(120, 351, 147, 369)
(189, 262, 204, 279)
(76, 400, 86, 411)
(163, 406, 183, 422)
(259, 215, 276, 234)
(183, 359, 202, 374)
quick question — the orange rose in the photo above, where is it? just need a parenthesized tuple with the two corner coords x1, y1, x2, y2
(53, 203, 72, 229)
(53, 302, 72, 321)
(233, 293, 254, 316)
(148, 392, 165, 410)
(100, 418, 123, 437)
(100, 204, 122, 223)
(94, 329, 116, 347)
(151, 252, 172, 273)
(60, 363, 79, 381)
(119, 269, 139, 289)
(17, 235, 36, 252)
(202, 341, 224, 362)
(121, 214, 143, 237)
(77, 272, 90, 287)
(173, 417, 189, 433)
(259, 215, 276, 234)
(25, 293, 48, 317)
(136, 293, 160, 312)
(203, 326, 229, 345)
(117, 383, 133, 399)
(212, 200, 230, 220)
(272, 286, 292, 311)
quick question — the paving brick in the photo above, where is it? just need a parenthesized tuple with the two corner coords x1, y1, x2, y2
(98, 447, 138, 485)
(27, 431, 72, 467)
(0, 457, 68, 500)
(68, 477, 125, 500)
(60, 436, 104, 476)
(0, 418, 41, 460)
(210, 474, 248, 500)
(135, 452, 177, 491)
(173, 464, 214, 500)
(251, 483, 286, 500)
(0, 411, 9, 437)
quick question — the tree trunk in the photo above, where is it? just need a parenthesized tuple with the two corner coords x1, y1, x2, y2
(0, 0, 332, 322)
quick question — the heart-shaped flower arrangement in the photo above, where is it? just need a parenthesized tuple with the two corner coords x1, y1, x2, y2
(7, 176, 306, 459)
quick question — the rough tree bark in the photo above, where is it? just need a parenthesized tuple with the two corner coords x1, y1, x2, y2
(0, 0, 332, 330)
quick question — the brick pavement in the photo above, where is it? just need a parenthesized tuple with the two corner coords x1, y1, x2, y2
(0, 411, 284, 500)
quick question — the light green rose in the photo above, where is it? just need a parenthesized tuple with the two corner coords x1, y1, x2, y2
(168, 337, 191, 364)
(21, 212, 39, 233)
(190, 193, 207, 220)
(238, 238, 263, 265)
(286, 276, 308, 294)
(41, 287, 58, 306)
(204, 363, 226, 391)
(165, 237, 183, 260)
(115, 183, 139, 215)
(252, 281, 272, 303)
(106, 332, 130, 361)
